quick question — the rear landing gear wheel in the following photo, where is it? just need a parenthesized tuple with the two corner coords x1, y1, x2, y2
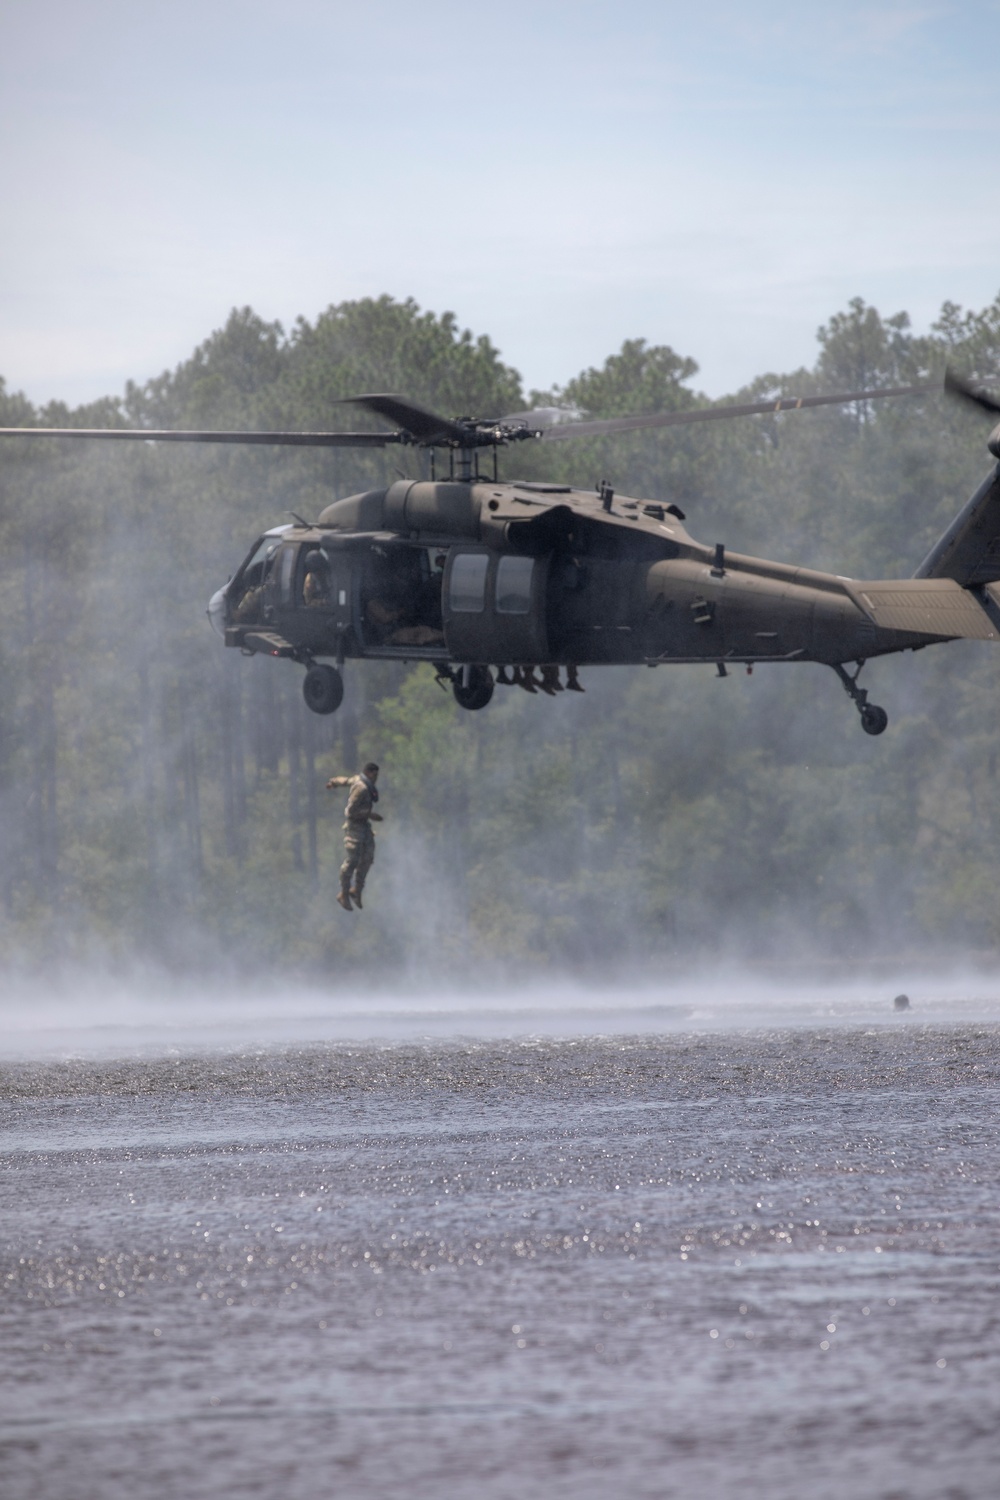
(832, 662, 889, 737)
(302, 663, 344, 715)
(860, 704, 888, 736)
(452, 665, 494, 711)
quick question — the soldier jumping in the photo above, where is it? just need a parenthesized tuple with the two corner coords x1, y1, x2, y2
(326, 762, 382, 912)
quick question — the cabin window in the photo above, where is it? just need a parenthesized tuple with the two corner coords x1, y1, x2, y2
(495, 556, 533, 614)
(449, 553, 489, 613)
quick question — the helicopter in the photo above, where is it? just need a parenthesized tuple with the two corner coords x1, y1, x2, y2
(3, 370, 999, 734)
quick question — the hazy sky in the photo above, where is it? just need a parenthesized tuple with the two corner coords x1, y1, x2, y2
(2, 0, 998, 407)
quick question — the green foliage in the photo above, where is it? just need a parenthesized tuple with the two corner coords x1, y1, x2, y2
(2, 290, 1000, 977)
(540, 338, 699, 418)
(508, 338, 707, 505)
(815, 296, 919, 392)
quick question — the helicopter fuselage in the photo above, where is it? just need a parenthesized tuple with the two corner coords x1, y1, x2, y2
(214, 477, 935, 680)
(6, 374, 996, 733)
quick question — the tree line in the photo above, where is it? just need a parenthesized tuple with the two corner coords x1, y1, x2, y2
(1, 291, 999, 978)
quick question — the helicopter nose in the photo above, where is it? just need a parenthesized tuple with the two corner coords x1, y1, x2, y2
(207, 584, 229, 636)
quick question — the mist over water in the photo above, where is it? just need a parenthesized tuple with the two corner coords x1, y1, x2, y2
(2, 970, 1000, 1059)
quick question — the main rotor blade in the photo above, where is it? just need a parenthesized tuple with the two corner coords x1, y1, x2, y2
(0, 428, 402, 447)
(337, 394, 469, 446)
(0, 382, 934, 450)
(499, 406, 579, 427)
(944, 367, 1000, 417)
(539, 383, 928, 441)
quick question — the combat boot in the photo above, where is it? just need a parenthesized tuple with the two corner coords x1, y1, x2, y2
(566, 664, 584, 692)
(349, 887, 364, 910)
(337, 884, 353, 912)
(541, 664, 563, 694)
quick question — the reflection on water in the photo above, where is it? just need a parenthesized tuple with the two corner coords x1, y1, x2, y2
(2, 1018, 1000, 1498)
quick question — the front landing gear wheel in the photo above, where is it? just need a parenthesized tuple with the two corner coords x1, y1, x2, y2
(452, 665, 494, 711)
(860, 704, 888, 736)
(302, 664, 344, 715)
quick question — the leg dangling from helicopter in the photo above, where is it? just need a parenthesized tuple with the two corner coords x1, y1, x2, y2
(505, 664, 584, 693)
(831, 661, 888, 736)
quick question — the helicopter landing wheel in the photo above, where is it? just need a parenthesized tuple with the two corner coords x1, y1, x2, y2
(832, 661, 888, 737)
(860, 703, 888, 736)
(302, 663, 344, 715)
(452, 665, 494, 711)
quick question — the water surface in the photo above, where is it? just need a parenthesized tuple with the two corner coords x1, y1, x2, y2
(2, 1009, 999, 1498)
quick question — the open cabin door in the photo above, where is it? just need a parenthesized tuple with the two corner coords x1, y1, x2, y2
(353, 541, 448, 659)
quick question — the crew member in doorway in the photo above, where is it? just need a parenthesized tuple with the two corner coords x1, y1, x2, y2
(326, 762, 382, 911)
(303, 550, 330, 607)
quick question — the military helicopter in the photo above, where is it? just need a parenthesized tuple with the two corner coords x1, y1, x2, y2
(3, 371, 999, 734)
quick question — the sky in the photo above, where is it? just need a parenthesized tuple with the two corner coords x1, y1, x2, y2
(1, 0, 998, 408)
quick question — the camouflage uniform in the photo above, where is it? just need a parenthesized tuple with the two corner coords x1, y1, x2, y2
(327, 774, 378, 903)
(303, 568, 328, 607)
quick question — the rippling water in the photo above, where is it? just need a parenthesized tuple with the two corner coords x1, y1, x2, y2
(2, 994, 1000, 1498)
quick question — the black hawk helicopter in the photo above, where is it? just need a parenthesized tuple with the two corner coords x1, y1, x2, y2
(3, 371, 999, 733)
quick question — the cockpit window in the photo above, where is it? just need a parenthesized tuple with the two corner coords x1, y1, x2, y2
(279, 543, 297, 603)
(245, 535, 283, 575)
(230, 535, 282, 625)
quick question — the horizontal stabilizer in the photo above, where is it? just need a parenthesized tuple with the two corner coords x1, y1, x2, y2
(847, 579, 999, 641)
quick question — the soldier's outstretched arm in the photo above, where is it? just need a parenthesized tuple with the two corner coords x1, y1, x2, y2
(326, 775, 352, 790)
